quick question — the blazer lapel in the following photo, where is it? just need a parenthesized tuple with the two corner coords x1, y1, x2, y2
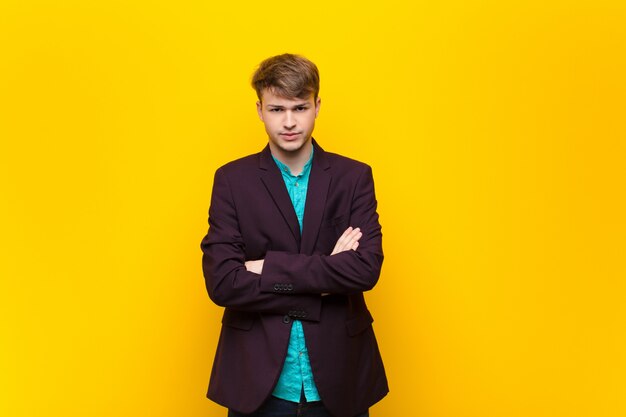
(301, 140, 331, 255)
(258, 145, 301, 246)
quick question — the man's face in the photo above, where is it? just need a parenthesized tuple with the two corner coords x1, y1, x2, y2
(257, 89, 321, 156)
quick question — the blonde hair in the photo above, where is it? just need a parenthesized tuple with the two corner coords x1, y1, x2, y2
(251, 53, 320, 101)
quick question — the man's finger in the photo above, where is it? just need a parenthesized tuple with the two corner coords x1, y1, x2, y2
(337, 227, 360, 250)
(332, 227, 362, 255)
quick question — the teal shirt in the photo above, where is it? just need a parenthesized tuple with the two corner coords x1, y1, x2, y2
(271, 149, 321, 403)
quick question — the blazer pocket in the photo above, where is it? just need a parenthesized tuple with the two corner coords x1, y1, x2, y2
(221, 309, 255, 331)
(345, 310, 374, 337)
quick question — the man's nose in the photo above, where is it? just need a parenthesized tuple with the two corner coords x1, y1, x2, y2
(283, 111, 296, 129)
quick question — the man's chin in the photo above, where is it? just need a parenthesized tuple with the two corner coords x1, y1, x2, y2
(280, 143, 304, 153)
(274, 137, 311, 153)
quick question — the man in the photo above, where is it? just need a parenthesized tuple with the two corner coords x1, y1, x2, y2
(201, 53, 388, 417)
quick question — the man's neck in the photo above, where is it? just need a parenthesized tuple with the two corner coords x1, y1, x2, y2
(269, 141, 313, 176)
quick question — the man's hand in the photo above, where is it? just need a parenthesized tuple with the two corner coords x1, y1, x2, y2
(323, 227, 362, 296)
(331, 226, 362, 255)
(245, 259, 264, 275)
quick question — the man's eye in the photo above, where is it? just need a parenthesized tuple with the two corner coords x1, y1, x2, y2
(296, 107, 307, 111)
(269, 108, 283, 112)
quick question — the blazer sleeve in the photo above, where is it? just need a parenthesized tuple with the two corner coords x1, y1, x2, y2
(260, 164, 384, 295)
(201, 167, 322, 321)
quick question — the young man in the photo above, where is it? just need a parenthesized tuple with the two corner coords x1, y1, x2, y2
(201, 54, 388, 417)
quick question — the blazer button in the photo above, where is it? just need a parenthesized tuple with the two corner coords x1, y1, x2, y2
(282, 315, 291, 324)
(287, 284, 293, 291)
(274, 284, 280, 291)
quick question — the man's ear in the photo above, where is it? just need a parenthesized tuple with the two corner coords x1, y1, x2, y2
(315, 97, 322, 118)
(256, 100, 263, 121)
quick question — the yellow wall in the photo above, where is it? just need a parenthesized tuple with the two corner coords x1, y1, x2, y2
(1, 1, 625, 416)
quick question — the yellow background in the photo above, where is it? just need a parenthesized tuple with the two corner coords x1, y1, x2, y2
(1, 1, 625, 416)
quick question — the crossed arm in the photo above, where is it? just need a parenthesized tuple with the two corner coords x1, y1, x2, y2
(244, 226, 363, 275)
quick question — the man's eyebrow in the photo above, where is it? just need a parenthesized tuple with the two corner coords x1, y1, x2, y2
(266, 103, 310, 108)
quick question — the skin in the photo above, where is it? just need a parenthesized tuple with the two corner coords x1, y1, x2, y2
(246, 88, 361, 280)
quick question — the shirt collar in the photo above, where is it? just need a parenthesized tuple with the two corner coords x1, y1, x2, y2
(272, 147, 314, 178)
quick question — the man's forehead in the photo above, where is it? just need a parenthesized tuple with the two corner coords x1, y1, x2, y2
(261, 89, 314, 105)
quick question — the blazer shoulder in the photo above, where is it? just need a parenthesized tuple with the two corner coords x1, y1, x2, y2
(216, 152, 261, 176)
(324, 151, 373, 175)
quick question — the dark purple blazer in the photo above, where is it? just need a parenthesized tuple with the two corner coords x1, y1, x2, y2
(200, 140, 388, 417)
